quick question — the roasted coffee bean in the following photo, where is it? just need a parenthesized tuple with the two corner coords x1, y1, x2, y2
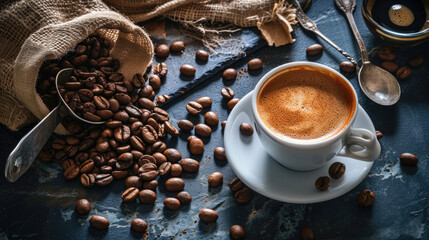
(153, 62, 168, 78)
(400, 153, 418, 166)
(76, 199, 91, 215)
(180, 64, 196, 77)
(142, 180, 158, 191)
(208, 172, 223, 187)
(114, 110, 129, 122)
(158, 162, 172, 177)
(138, 155, 157, 166)
(122, 187, 140, 202)
(52, 139, 66, 150)
(180, 158, 200, 173)
(155, 94, 170, 106)
(82, 102, 96, 114)
(178, 119, 194, 132)
(408, 56, 424, 68)
(221, 87, 235, 100)
(139, 189, 157, 204)
(170, 164, 182, 177)
(223, 68, 237, 81)
(381, 61, 398, 73)
(89, 215, 110, 230)
(79, 138, 95, 151)
(65, 144, 79, 157)
(315, 176, 330, 191)
(81, 173, 95, 188)
(80, 159, 95, 174)
(214, 147, 227, 161)
(376, 130, 383, 139)
(114, 125, 131, 143)
(396, 66, 411, 80)
(125, 104, 142, 118)
(195, 123, 212, 138)
(155, 44, 170, 58)
(152, 141, 167, 153)
(234, 188, 253, 204)
(125, 176, 142, 188)
(186, 101, 202, 115)
(163, 148, 182, 163)
(148, 75, 162, 90)
(152, 152, 167, 166)
(65, 81, 81, 90)
(78, 89, 94, 102)
(176, 191, 192, 205)
(306, 44, 323, 56)
(38, 150, 54, 163)
(112, 170, 128, 179)
(139, 97, 155, 110)
(196, 96, 212, 109)
(132, 73, 146, 88)
(358, 189, 375, 207)
(55, 151, 68, 162)
(230, 225, 246, 240)
(84, 112, 103, 122)
(142, 125, 158, 144)
(164, 121, 179, 136)
(109, 73, 124, 82)
(130, 135, 145, 152)
(115, 93, 131, 105)
(227, 98, 240, 110)
(300, 226, 314, 240)
(247, 58, 263, 71)
(130, 121, 143, 135)
(170, 41, 185, 53)
(139, 85, 153, 99)
(64, 165, 79, 180)
(198, 208, 218, 223)
(339, 61, 355, 73)
(187, 136, 204, 155)
(100, 165, 113, 174)
(204, 111, 219, 127)
(93, 95, 110, 110)
(131, 218, 148, 233)
(165, 177, 185, 192)
(151, 107, 169, 122)
(96, 110, 113, 120)
(164, 197, 181, 210)
(95, 174, 113, 186)
(62, 159, 75, 170)
(329, 162, 346, 179)
(221, 121, 227, 130)
(91, 84, 104, 95)
(138, 163, 158, 181)
(239, 123, 253, 136)
(146, 118, 159, 132)
(378, 47, 396, 61)
(195, 49, 209, 61)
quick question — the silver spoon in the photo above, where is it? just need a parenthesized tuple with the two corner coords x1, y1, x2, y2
(335, 0, 401, 106)
(5, 68, 105, 182)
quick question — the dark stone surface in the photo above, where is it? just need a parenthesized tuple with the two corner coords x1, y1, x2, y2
(1, 0, 429, 239)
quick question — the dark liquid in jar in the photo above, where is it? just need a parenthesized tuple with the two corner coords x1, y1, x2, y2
(371, 0, 426, 33)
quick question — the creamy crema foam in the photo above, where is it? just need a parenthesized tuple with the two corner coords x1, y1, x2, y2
(257, 66, 356, 143)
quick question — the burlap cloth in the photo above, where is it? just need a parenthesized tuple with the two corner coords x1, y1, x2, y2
(0, 0, 153, 133)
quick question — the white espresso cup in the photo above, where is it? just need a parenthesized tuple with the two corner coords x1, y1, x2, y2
(251, 62, 381, 171)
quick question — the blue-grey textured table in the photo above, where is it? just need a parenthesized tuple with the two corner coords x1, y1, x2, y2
(1, 0, 429, 239)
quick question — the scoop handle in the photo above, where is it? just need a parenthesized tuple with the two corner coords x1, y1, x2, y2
(5, 105, 62, 182)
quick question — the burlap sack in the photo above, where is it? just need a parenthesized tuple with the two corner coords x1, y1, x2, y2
(0, 0, 153, 133)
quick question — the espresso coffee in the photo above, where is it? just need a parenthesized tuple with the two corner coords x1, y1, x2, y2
(257, 66, 356, 143)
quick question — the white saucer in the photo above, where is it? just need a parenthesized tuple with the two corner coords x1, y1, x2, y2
(224, 91, 376, 204)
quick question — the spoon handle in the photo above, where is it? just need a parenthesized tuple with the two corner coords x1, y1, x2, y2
(335, 0, 369, 63)
(5, 105, 62, 182)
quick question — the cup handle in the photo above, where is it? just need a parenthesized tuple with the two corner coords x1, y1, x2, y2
(337, 128, 381, 162)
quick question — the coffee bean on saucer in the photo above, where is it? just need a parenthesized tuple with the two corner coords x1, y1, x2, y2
(204, 111, 219, 127)
(234, 188, 253, 204)
(139, 189, 157, 204)
(376, 130, 383, 139)
(328, 162, 346, 179)
(399, 153, 418, 166)
(229, 177, 244, 192)
(227, 98, 240, 110)
(221, 121, 227, 130)
(187, 136, 204, 155)
(315, 176, 330, 191)
(155, 44, 169, 58)
(214, 147, 227, 161)
(221, 87, 235, 100)
(178, 119, 194, 131)
(131, 218, 148, 233)
(196, 96, 212, 109)
(165, 177, 185, 192)
(153, 62, 168, 78)
(306, 44, 323, 56)
(164, 197, 181, 210)
(378, 47, 396, 61)
(149, 75, 162, 90)
(357, 189, 375, 207)
(208, 172, 223, 187)
(177, 191, 192, 205)
(230, 225, 246, 240)
(170, 41, 185, 53)
(198, 208, 218, 223)
(223, 68, 237, 81)
(180, 158, 200, 173)
(180, 64, 196, 77)
(247, 58, 263, 71)
(122, 187, 140, 202)
(186, 101, 202, 115)
(300, 226, 314, 240)
(195, 123, 212, 138)
(76, 199, 91, 215)
(240, 123, 253, 136)
(339, 61, 355, 73)
(396, 66, 411, 80)
(89, 215, 110, 230)
(408, 56, 424, 68)
(381, 61, 398, 73)
(196, 50, 209, 61)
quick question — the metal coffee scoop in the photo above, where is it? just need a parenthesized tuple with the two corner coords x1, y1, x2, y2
(5, 68, 105, 182)
(335, 0, 401, 106)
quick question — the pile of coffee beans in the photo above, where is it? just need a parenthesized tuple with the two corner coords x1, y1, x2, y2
(377, 46, 423, 80)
